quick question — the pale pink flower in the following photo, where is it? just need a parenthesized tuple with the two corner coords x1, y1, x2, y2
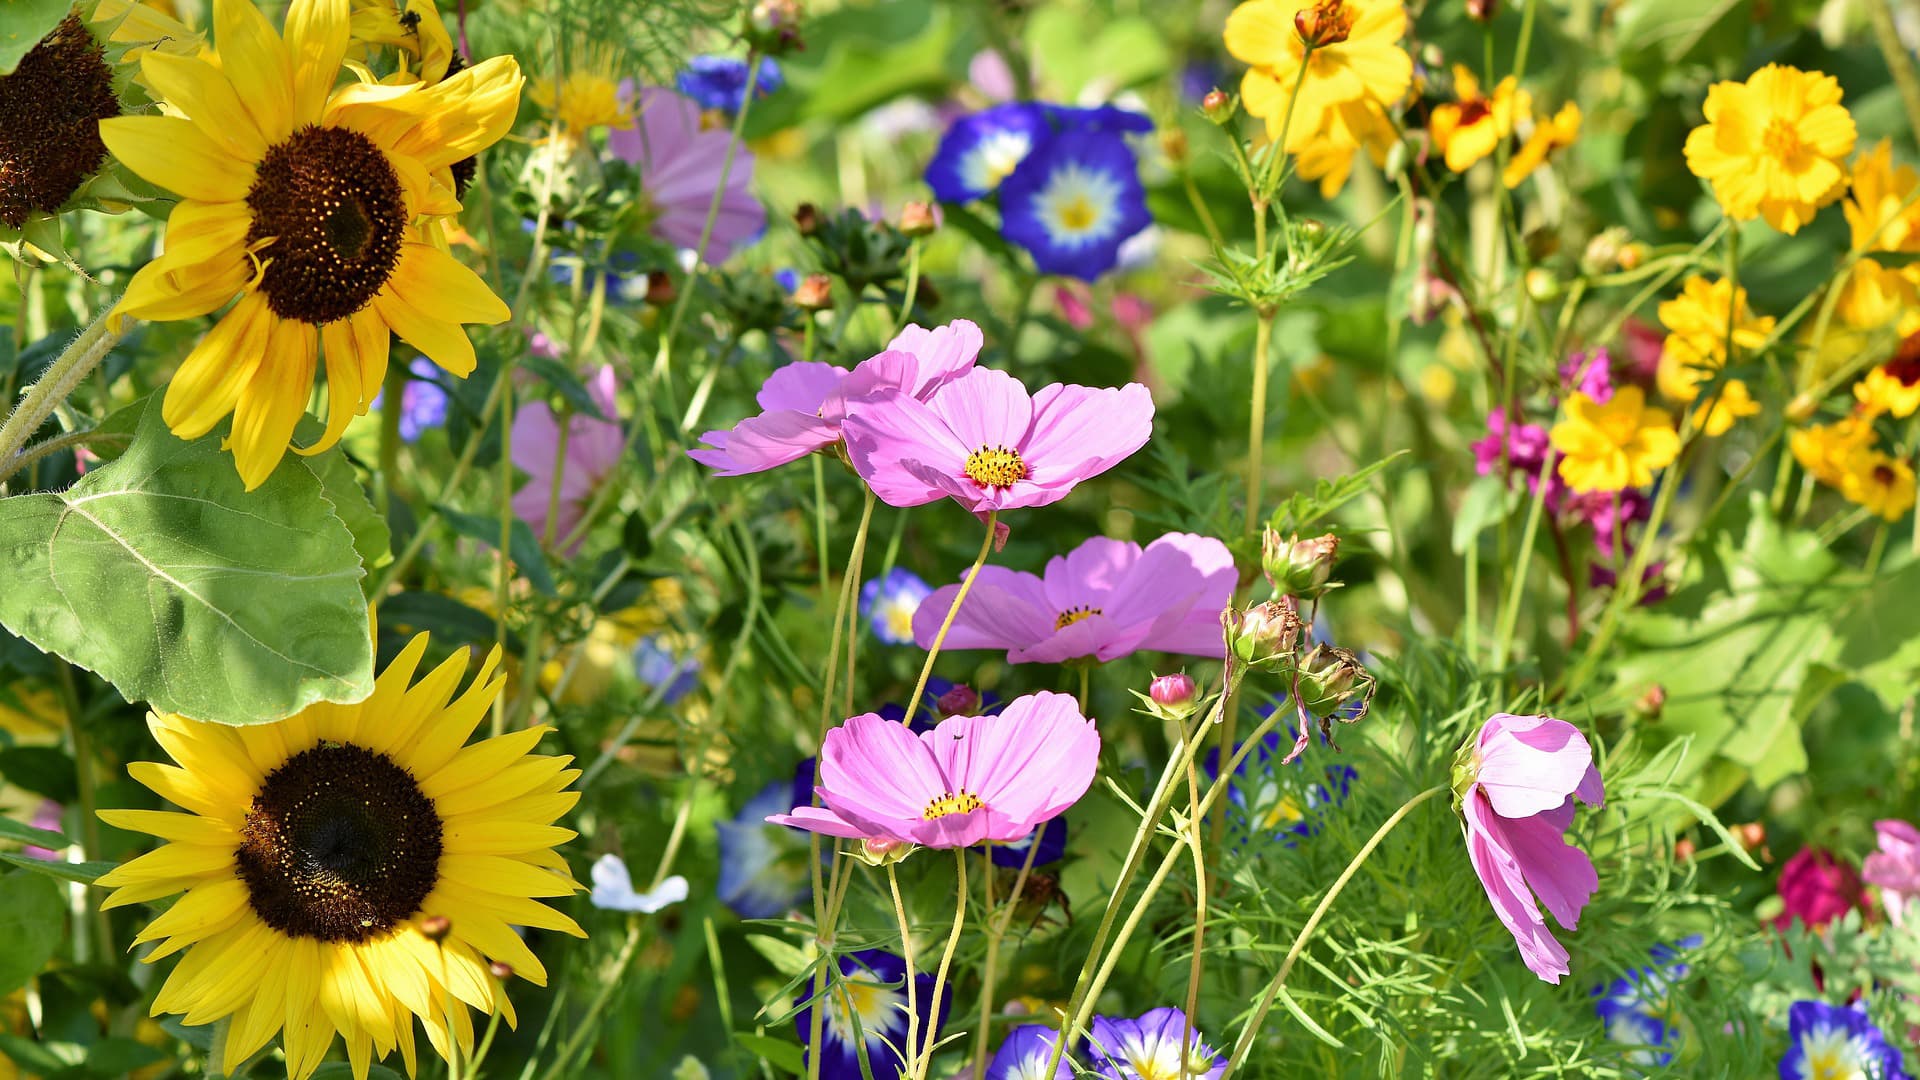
(512, 365, 626, 546)
(843, 367, 1153, 513)
(1863, 820, 1920, 927)
(767, 692, 1099, 849)
(913, 533, 1233, 664)
(689, 319, 984, 476)
(609, 86, 765, 262)
(1458, 713, 1604, 984)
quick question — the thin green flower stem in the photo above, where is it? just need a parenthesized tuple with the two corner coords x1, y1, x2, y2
(902, 510, 999, 725)
(886, 864, 922, 1080)
(369, 369, 509, 603)
(1206, 681, 1241, 889)
(844, 489, 878, 714)
(1490, 446, 1559, 674)
(1255, 52, 1311, 213)
(1868, 0, 1920, 140)
(58, 664, 111, 961)
(492, 376, 515, 736)
(1006, 274, 1041, 363)
(1218, 785, 1448, 1079)
(0, 303, 123, 488)
(892, 239, 923, 338)
(463, 1007, 504, 1080)
(542, 407, 573, 549)
(913, 850, 969, 1080)
(537, 916, 645, 1080)
(1588, 221, 1729, 348)
(1077, 665, 1090, 713)
(1512, 0, 1540, 84)
(1179, 743, 1209, 1079)
(1865, 520, 1892, 575)
(969, 835, 1046, 1080)
(379, 358, 405, 517)
(1182, 169, 1226, 250)
(5, 427, 127, 478)
(578, 654, 679, 789)
(812, 455, 833, 600)
(876, 505, 909, 583)
(1247, 313, 1274, 532)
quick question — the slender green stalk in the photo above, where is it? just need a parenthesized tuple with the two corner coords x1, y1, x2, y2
(369, 369, 509, 602)
(1179, 743, 1209, 1078)
(535, 918, 645, 1080)
(812, 454, 832, 600)
(969, 836, 1046, 1080)
(902, 511, 999, 724)
(1490, 447, 1560, 673)
(1218, 786, 1448, 1078)
(912, 850, 969, 1080)
(893, 239, 923, 337)
(843, 490, 877, 713)
(0, 303, 124, 487)
(887, 865, 922, 1080)
(378, 358, 406, 517)
(541, 409, 573, 549)
(1247, 314, 1274, 531)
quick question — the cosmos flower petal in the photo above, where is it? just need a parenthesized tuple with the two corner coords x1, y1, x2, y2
(1464, 793, 1571, 983)
(1022, 381, 1154, 487)
(1473, 713, 1599, 820)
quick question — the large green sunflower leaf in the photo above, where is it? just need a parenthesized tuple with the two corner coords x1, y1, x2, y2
(0, 0, 69, 76)
(0, 395, 374, 724)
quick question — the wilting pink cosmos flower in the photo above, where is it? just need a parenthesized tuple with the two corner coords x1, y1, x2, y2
(512, 365, 626, 546)
(1772, 847, 1867, 931)
(913, 533, 1234, 664)
(689, 319, 984, 476)
(767, 692, 1099, 849)
(843, 367, 1153, 513)
(1456, 713, 1604, 984)
(609, 86, 765, 262)
(1864, 820, 1920, 927)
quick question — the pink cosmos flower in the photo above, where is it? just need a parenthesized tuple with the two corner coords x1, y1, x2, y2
(912, 533, 1234, 664)
(688, 319, 984, 476)
(767, 691, 1099, 849)
(1457, 713, 1604, 984)
(512, 365, 626, 546)
(1772, 847, 1867, 931)
(609, 86, 765, 262)
(843, 367, 1154, 513)
(1864, 820, 1920, 927)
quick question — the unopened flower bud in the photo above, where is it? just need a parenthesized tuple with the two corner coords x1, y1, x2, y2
(1140, 672, 1200, 722)
(1293, 0, 1354, 47)
(855, 836, 915, 866)
(1785, 393, 1818, 424)
(1618, 242, 1648, 271)
(1581, 227, 1626, 275)
(1466, 0, 1496, 22)
(644, 270, 675, 306)
(793, 202, 821, 236)
(899, 200, 937, 237)
(1229, 600, 1301, 666)
(1263, 529, 1340, 599)
(418, 915, 451, 941)
(936, 683, 981, 717)
(489, 961, 514, 980)
(1736, 822, 1767, 851)
(792, 272, 833, 311)
(1201, 89, 1234, 125)
(1525, 267, 1561, 302)
(1382, 136, 1410, 181)
(1160, 127, 1188, 164)
(1634, 683, 1666, 720)
(1296, 643, 1366, 715)
(1674, 836, 1696, 861)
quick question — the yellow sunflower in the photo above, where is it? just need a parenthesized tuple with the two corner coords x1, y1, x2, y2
(101, 0, 522, 489)
(1683, 64, 1856, 234)
(348, 0, 457, 86)
(95, 634, 584, 1080)
(1223, 0, 1411, 150)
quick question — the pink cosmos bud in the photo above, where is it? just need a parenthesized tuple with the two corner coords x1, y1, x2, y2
(937, 684, 981, 717)
(1149, 673, 1196, 708)
(1634, 683, 1666, 720)
(1674, 837, 1697, 862)
(1262, 529, 1340, 599)
(1229, 600, 1301, 666)
(856, 835, 915, 866)
(899, 201, 938, 237)
(1466, 0, 1496, 21)
(488, 961, 514, 980)
(1201, 89, 1234, 125)
(792, 273, 834, 311)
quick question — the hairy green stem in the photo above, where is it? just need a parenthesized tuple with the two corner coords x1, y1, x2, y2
(0, 303, 124, 488)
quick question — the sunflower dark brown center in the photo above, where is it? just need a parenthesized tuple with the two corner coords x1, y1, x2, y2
(0, 14, 121, 229)
(246, 125, 407, 324)
(236, 743, 442, 943)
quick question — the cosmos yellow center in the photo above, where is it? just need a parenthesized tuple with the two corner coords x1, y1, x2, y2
(922, 791, 984, 820)
(1762, 118, 1804, 160)
(1054, 605, 1101, 630)
(246, 125, 407, 325)
(236, 743, 442, 943)
(964, 445, 1028, 488)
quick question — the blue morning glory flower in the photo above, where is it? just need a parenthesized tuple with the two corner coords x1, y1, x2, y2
(716, 767, 815, 919)
(634, 635, 699, 703)
(676, 55, 782, 114)
(1590, 936, 1699, 1066)
(792, 949, 947, 1080)
(925, 102, 1052, 203)
(860, 567, 933, 645)
(998, 131, 1152, 281)
(1042, 103, 1154, 136)
(987, 1024, 1073, 1079)
(1087, 1007, 1224, 1080)
(1203, 729, 1355, 846)
(1778, 1000, 1910, 1080)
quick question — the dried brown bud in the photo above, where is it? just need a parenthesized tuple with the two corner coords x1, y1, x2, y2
(1230, 599, 1301, 666)
(644, 270, 675, 306)
(792, 202, 821, 236)
(792, 272, 834, 311)
(899, 200, 937, 237)
(1262, 529, 1340, 599)
(1160, 127, 1188, 164)
(418, 915, 452, 941)
(1293, 0, 1354, 48)
(1466, 0, 1497, 22)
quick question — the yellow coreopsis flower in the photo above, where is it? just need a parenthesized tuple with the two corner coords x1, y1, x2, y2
(1550, 387, 1681, 493)
(1789, 415, 1877, 487)
(1843, 139, 1920, 253)
(1502, 102, 1580, 188)
(1292, 97, 1397, 196)
(1223, 0, 1412, 150)
(1693, 378, 1761, 436)
(1839, 448, 1917, 520)
(1834, 258, 1919, 331)
(1429, 66, 1528, 174)
(102, 0, 522, 489)
(1855, 337, 1920, 418)
(1683, 64, 1856, 234)
(1655, 275, 1776, 403)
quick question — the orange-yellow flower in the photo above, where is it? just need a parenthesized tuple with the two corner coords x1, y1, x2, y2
(1292, 97, 1397, 196)
(1502, 102, 1580, 188)
(1839, 448, 1916, 520)
(1224, 0, 1412, 151)
(1843, 138, 1920, 253)
(1429, 66, 1528, 174)
(1550, 387, 1681, 493)
(1692, 378, 1760, 437)
(1655, 275, 1775, 403)
(1855, 334, 1920, 418)
(1790, 416, 1877, 487)
(1683, 64, 1856, 234)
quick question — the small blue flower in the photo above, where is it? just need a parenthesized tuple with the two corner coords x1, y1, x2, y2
(987, 1024, 1072, 1079)
(990, 815, 1066, 869)
(1203, 730, 1354, 846)
(860, 567, 933, 645)
(1042, 103, 1154, 136)
(370, 357, 449, 443)
(793, 949, 947, 1080)
(1087, 1008, 1224, 1080)
(634, 635, 699, 703)
(925, 102, 1052, 203)
(716, 772, 814, 918)
(774, 267, 800, 293)
(1778, 1000, 1910, 1080)
(1590, 936, 1699, 1066)
(999, 131, 1152, 281)
(676, 55, 782, 114)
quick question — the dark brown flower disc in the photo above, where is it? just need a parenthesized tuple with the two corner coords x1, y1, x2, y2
(0, 14, 121, 229)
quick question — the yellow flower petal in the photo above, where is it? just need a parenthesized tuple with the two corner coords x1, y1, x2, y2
(212, 0, 295, 143)
(99, 116, 255, 202)
(283, 0, 351, 127)
(138, 51, 269, 162)
(225, 313, 318, 490)
(162, 291, 272, 441)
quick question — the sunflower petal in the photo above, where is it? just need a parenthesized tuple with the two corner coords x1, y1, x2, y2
(99, 116, 255, 202)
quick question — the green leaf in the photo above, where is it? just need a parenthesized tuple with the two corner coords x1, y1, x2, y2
(0, 746, 76, 803)
(84, 1038, 168, 1077)
(521, 354, 609, 420)
(0, 1031, 79, 1075)
(732, 1034, 803, 1076)
(1830, 561, 1920, 709)
(312, 1065, 405, 1079)
(1450, 475, 1522, 556)
(0, 852, 113, 883)
(0, 816, 65, 851)
(0, 869, 63, 994)
(0, 0, 69, 75)
(1025, 10, 1171, 96)
(1268, 451, 1411, 536)
(297, 421, 392, 577)
(438, 506, 557, 596)
(0, 396, 374, 724)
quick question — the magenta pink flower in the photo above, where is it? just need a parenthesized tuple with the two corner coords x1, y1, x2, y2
(912, 533, 1233, 664)
(688, 319, 984, 476)
(843, 367, 1153, 513)
(609, 86, 764, 262)
(767, 691, 1099, 849)
(1865, 820, 1920, 927)
(1457, 713, 1604, 984)
(512, 364, 626, 546)
(1772, 847, 1867, 931)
